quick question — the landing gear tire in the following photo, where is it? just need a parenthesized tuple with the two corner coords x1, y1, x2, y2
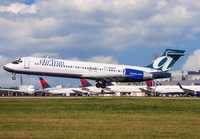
(101, 84, 106, 88)
(12, 76, 16, 80)
(12, 72, 16, 80)
(96, 82, 106, 88)
(96, 83, 101, 88)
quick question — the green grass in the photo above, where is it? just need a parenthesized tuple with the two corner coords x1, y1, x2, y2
(0, 97, 199, 138)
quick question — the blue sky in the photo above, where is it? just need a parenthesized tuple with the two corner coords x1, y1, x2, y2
(0, 0, 200, 88)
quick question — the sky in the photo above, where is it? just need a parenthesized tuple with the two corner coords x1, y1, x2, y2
(0, 0, 200, 88)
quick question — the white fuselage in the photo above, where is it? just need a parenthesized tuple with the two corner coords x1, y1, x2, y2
(105, 85, 146, 93)
(150, 85, 200, 94)
(0, 85, 36, 95)
(3, 57, 160, 82)
(43, 88, 79, 94)
(19, 85, 35, 94)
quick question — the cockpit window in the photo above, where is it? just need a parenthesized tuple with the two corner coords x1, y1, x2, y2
(11, 58, 23, 64)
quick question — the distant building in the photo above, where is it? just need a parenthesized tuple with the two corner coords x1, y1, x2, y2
(188, 71, 200, 80)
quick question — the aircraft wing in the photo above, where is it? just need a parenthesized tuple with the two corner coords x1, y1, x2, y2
(82, 74, 129, 82)
(0, 88, 25, 93)
(138, 87, 155, 92)
(81, 87, 90, 91)
(103, 87, 112, 91)
(80, 87, 103, 94)
(71, 89, 84, 95)
(139, 87, 154, 93)
(177, 83, 195, 94)
(139, 87, 148, 92)
(180, 88, 195, 94)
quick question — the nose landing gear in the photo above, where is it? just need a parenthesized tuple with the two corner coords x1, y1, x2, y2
(12, 73, 16, 80)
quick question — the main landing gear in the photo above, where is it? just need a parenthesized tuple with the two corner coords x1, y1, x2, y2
(96, 81, 106, 88)
(12, 73, 16, 80)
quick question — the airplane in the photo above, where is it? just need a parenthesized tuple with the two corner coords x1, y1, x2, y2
(141, 82, 200, 97)
(80, 79, 113, 94)
(3, 49, 185, 88)
(0, 75, 35, 96)
(81, 79, 148, 96)
(102, 81, 146, 93)
(39, 77, 87, 96)
(177, 82, 200, 97)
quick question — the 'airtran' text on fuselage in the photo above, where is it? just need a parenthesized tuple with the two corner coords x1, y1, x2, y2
(40, 59, 64, 65)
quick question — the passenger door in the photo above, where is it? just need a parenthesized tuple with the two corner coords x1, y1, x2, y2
(24, 58, 30, 69)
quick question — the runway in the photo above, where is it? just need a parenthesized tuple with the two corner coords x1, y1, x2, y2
(0, 96, 200, 99)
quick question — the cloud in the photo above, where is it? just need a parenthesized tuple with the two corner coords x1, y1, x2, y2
(0, 0, 200, 55)
(0, 0, 200, 75)
(67, 56, 118, 64)
(30, 52, 60, 58)
(0, 2, 38, 14)
(86, 56, 118, 64)
(182, 49, 200, 71)
(0, 55, 12, 76)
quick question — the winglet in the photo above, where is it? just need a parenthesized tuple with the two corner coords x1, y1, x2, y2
(39, 77, 51, 89)
(177, 82, 183, 89)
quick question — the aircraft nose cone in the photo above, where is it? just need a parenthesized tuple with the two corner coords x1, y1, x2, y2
(3, 63, 13, 72)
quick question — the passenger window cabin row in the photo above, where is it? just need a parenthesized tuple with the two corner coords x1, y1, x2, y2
(35, 63, 122, 73)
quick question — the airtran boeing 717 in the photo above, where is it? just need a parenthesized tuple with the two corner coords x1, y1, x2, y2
(3, 49, 185, 88)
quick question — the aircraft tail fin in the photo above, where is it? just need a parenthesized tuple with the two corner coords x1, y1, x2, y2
(146, 49, 185, 71)
(20, 74, 23, 85)
(39, 77, 51, 89)
(145, 80, 153, 87)
(146, 80, 163, 87)
(106, 82, 114, 86)
(80, 79, 93, 87)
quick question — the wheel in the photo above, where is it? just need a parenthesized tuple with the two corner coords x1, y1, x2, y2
(96, 83, 101, 88)
(101, 84, 106, 88)
(12, 76, 16, 80)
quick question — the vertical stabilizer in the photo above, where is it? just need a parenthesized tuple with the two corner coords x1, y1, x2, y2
(146, 49, 185, 71)
(80, 79, 93, 87)
(20, 74, 23, 85)
(39, 77, 51, 89)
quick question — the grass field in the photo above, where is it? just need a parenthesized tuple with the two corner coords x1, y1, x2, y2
(0, 97, 200, 138)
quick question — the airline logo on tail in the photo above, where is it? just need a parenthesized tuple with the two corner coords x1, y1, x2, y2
(80, 79, 92, 87)
(146, 49, 185, 71)
(20, 74, 23, 85)
(39, 77, 51, 89)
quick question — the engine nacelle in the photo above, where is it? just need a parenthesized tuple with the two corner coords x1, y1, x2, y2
(124, 68, 152, 80)
(195, 91, 200, 96)
(40, 92, 46, 96)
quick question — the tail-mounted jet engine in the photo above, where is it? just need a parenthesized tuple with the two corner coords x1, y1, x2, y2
(123, 68, 152, 81)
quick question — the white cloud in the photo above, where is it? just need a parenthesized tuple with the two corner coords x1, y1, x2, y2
(156, 1, 167, 10)
(182, 49, 200, 71)
(0, 0, 200, 58)
(0, 3, 38, 14)
(66, 56, 118, 64)
(86, 56, 118, 64)
(0, 55, 11, 75)
(0, 56, 10, 75)
(30, 53, 60, 58)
